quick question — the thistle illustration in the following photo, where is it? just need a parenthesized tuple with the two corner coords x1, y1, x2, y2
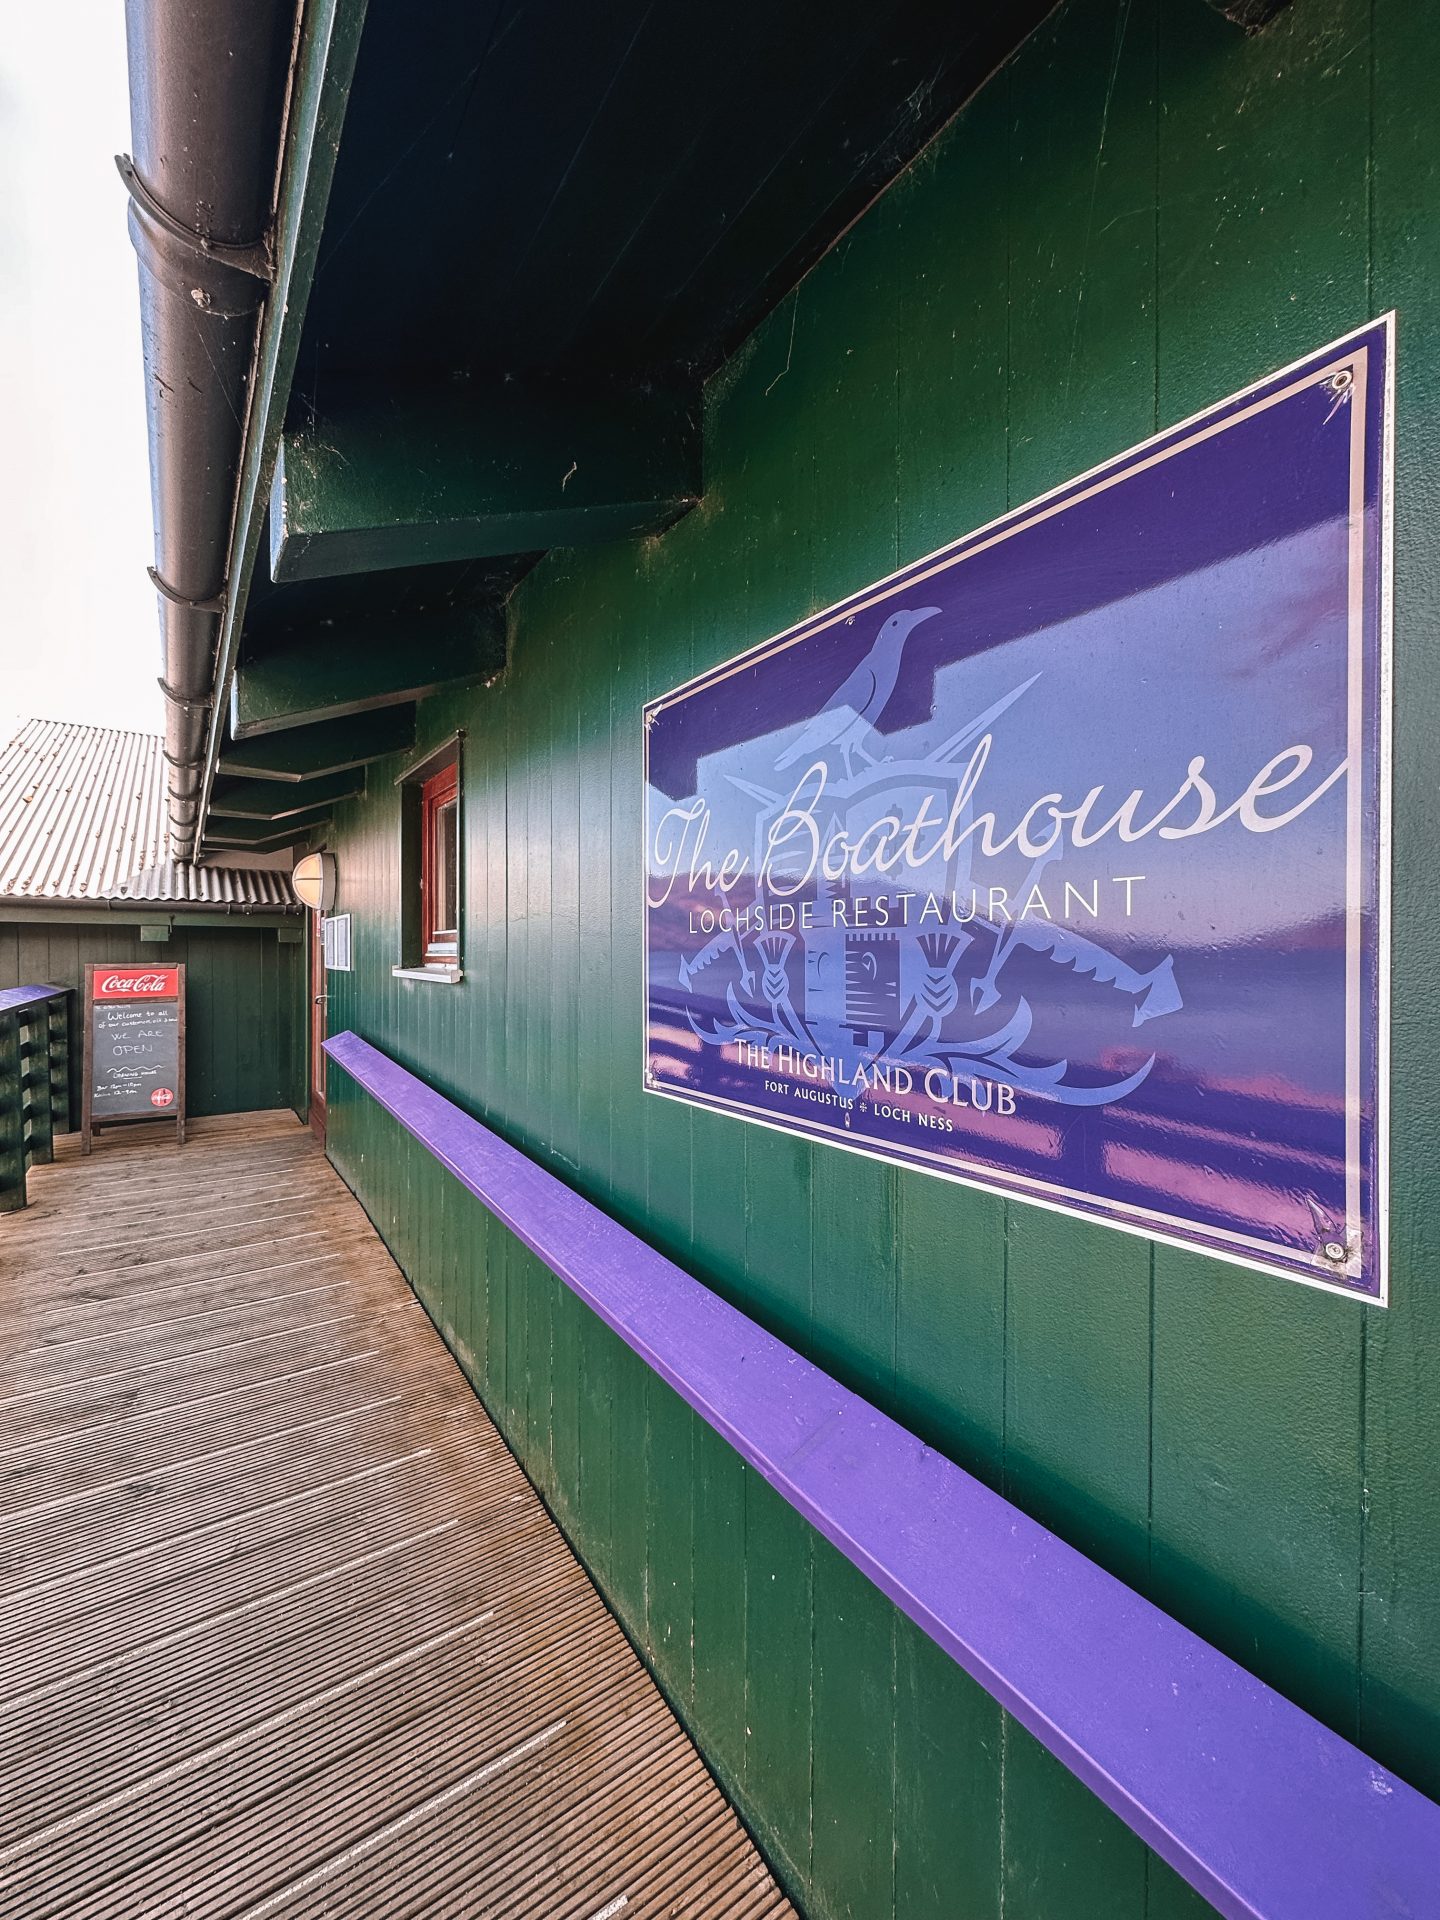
(917, 932, 965, 1019)
(685, 928, 815, 1055)
(757, 932, 794, 1012)
(882, 928, 973, 1061)
(757, 931, 816, 1049)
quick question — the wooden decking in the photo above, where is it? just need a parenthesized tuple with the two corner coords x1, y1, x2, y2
(0, 1111, 793, 1920)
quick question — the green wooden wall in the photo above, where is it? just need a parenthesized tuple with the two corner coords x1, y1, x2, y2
(0, 920, 306, 1120)
(321, 1, 1440, 1912)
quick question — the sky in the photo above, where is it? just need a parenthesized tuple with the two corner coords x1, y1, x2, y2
(0, 5, 160, 747)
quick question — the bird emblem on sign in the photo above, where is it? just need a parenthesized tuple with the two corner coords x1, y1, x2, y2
(774, 606, 941, 776)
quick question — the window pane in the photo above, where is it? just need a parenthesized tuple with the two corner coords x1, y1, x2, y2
(416, 756, 460, 962)
(435, 799, 458, 935)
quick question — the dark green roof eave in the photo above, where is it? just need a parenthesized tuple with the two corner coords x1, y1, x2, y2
(193, 0, 372, 857)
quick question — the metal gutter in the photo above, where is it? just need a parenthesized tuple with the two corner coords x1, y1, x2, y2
(193, 0, 372, 860)
(0, 906, 299, 927)
(121, 0, 302, 861)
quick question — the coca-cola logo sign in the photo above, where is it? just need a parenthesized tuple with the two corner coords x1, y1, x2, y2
(94, 968, 180, 1001)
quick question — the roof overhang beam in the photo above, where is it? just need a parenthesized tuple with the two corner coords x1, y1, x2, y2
(200, 807, 333, 848)
(208, 770, 365, 820)
(231, 603, 505, 738)
(216, 706, 416, 783)
(268, 382, 700, 584)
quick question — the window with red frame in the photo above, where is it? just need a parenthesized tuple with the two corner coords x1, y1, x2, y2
(419, 760, 460, 963)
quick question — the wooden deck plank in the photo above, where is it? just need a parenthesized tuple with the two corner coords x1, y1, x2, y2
(0, 1111, 794, 1919)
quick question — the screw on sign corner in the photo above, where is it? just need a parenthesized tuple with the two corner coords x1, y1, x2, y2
(151, 1088, 176, 1109)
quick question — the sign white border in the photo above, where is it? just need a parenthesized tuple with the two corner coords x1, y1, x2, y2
(643, 317, 1394, 1305)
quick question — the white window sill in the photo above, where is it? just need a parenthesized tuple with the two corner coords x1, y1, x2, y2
(391, 964, 464, 985)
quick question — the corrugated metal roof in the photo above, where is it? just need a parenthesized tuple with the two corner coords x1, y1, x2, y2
(0, 719, 298, 910)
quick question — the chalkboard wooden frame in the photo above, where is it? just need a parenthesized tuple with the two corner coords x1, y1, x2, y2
(82, 964, 186, 1155)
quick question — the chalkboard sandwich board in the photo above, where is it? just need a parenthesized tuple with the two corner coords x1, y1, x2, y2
(82, 965, 186, 1154)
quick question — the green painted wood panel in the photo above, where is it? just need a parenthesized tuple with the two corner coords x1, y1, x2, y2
(0, 921, 304, 1120)
(1364, 0, 1440, 1806)
(318, 3, 1440, 1913)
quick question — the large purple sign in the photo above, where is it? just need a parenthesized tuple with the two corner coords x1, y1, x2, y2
(645, 321, 1392, 1302)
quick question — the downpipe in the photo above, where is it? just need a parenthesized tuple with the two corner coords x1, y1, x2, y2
(120, 0, 298, 860)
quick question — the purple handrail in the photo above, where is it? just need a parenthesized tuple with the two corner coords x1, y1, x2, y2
(325, 1029, 1440, 1920)
(0, 985, 65, 1015)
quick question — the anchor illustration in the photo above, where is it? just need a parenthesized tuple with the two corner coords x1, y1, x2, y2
(972, 913, 1183, 1027)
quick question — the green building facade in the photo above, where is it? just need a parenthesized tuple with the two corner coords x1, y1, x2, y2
(306, 4, 1440, 1914)
(0, 920, 304, 1121)
(0, 721, 306, 1122)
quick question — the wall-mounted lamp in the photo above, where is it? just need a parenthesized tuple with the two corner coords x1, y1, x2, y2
(291, 851, 338, 913)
